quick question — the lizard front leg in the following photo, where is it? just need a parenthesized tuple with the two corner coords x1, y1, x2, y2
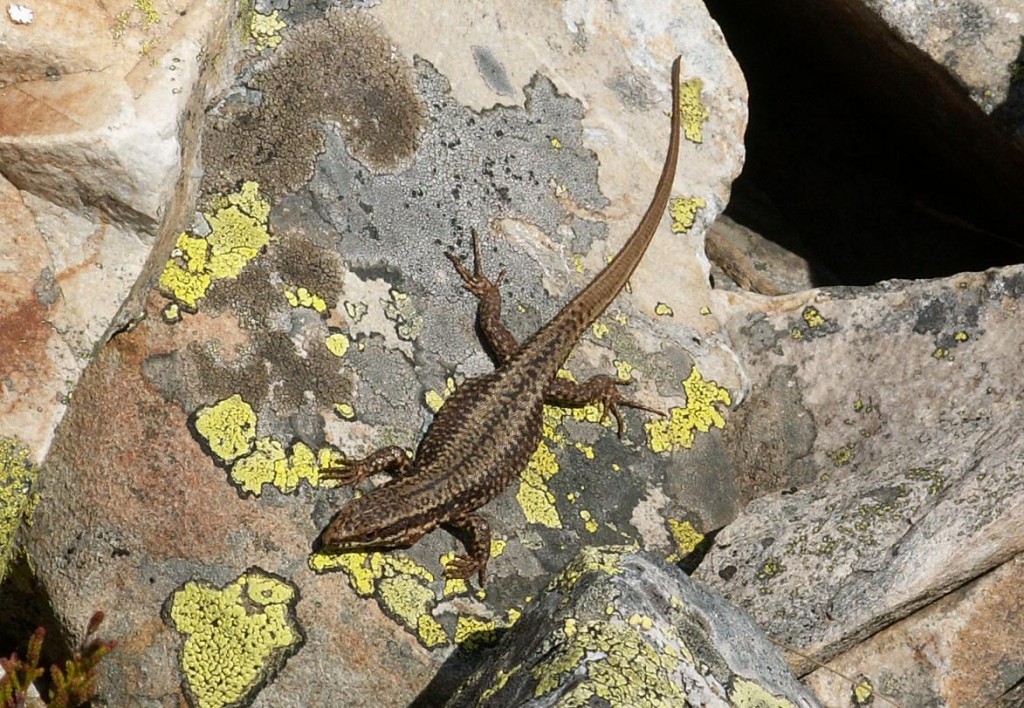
(321, 446, 413, 486)
(446, 229, 519, 364)
(546, 375, 664, 437)
(442, 512, 492, 586)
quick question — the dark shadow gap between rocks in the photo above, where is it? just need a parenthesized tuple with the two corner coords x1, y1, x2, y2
(703, 0, 1024, 288)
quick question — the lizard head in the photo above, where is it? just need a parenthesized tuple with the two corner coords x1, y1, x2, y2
(315, 500, 429, 554)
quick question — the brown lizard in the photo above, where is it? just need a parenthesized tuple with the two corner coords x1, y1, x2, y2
(318, 57, 682, 585)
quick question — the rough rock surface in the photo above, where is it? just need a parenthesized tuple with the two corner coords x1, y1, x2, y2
(700, 265, 1024, 688)
(6, 0, 1024, 706)
(447, 546, 821, 707)
(805, 553, 1024, 706)
(17, 1, 747, 706)
(0, 0, 237, 579)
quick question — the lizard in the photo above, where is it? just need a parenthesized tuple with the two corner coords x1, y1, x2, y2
(317, 56, 682, 585)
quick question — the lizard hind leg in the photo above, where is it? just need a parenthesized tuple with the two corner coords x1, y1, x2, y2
(445, 229, 520, 364)
(442, 512, 492, 586)
(546, 375, 664, 438)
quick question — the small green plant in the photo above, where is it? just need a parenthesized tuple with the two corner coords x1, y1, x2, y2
(0, 611, 116, 708)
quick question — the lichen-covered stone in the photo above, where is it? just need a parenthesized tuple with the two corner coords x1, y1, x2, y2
(448, 546, 820, 707)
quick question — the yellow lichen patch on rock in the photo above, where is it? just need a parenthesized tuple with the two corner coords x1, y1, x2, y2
(531, 619, 683, 707)
(0, 437, 36, 583)
(645, 366, 731, 453)
(159, 182, 271, 314)
(549, 546, 633, 594)
(229, 438, 332, 496)
(801, 306, 826, 329)
(425, 377, 457, 414)
(669, 196, 706, 233)
(308, 548, 449, 648)
(454, 605, 522, 650)
(378, 573, 448, 649)
(678, 77, 710, 144)
(192, 395, 342, 495)
(324, 331, 350, 357)
(665, 519, 704, 562)
(516, 440, 562, 528)
(284, 286, 328, 313)
(730, 676, 798, 708)
(249, 9, 286, 51)
(166, 569, 302, 708)
(192, 395, 257, 465)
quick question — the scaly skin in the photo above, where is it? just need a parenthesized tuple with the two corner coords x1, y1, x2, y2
(319, 57, 683, 585)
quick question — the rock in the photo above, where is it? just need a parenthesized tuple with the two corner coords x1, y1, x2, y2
(0, 0, 237, 584)
(706, 214, 815, 295)
(805, 552, 1024, 707)
(447, 546, 821, 707)
(698, 265, 1024, 677)
(20, 1, 748, 705)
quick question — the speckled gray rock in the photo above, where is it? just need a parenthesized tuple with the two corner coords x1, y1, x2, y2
(448, 546, 821, 707)
(701, 265, 1024, 674)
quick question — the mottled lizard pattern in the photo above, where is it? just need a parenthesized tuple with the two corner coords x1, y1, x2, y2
(318, 58, 683, 584)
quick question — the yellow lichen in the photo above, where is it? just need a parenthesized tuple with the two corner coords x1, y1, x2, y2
(383, 289, 423, 342)
(166, 569, 301, 708)
(308, 549, 377, 596)
(325, 332, 350, 357)
(669, 197, 706, 233)
(828, 445, 853, 467)
(645, 366, 730, 452)
(192, 395, 257, 465)
(802, 306, 826, 328)
(678, 77, 710, 144)
(550, 546, 632, 593)
(0, 438, 36, 583)
(309, 549, 450, 647)
(852, 677, 874, 705)
(666, 519, 704, 558)
(285, 286, 328, 313)
(161, 302, 181, 323)
(516, 440, 562, 528)
(159, 182, 271, 314)
(612, 360, 634, 381)
(550, 137, 563, 150)
(478, 666, 522, 703)
(333, 402, 356, 420)
(378, 574, 447, 648)
(757, 556, 785, 581)
(425, 377, 457, 413)
(229, 438, 328, 496)
(454, 611, 516, 650)
(250, 9, 286, 51)
(730, 677, 796, 708)
(531, 619, 683, 706)
(192, 395, 343, 495)
(580, 509, 599, 533)
(654, 302, 673, 317)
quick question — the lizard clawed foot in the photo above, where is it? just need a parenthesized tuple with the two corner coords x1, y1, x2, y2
(591, 375, 665, 438)
(319, 460, 364, 487)
(320, 445, 414, 487)
(444, 554, 488, 587)
(446, 229, 505, 299)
